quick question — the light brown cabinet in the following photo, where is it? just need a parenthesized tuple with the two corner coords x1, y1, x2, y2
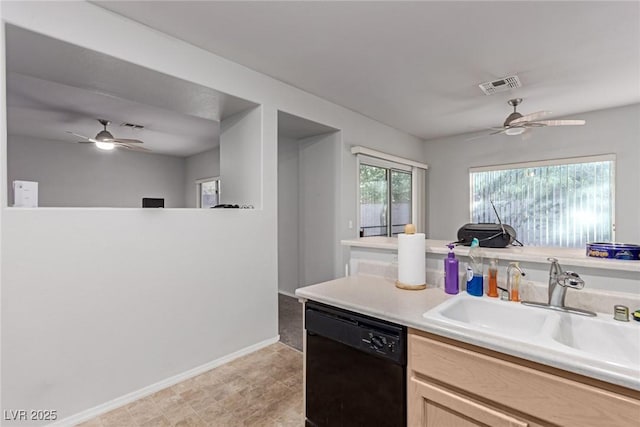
(408, 329, 640, 427)
(409, 376, 531, 427)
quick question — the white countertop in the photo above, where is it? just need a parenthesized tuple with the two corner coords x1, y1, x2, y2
(295, 274, 640, 391)
(342, 237, 640, 273)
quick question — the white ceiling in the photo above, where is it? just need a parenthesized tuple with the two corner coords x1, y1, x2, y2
(7, 73, 221, 157)
(5, 25, 257, 157)
(94, 1, 640, 140)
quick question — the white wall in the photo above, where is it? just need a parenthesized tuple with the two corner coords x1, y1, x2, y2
(277, 136, 299, 295)
(299, 132, 341, 287)
(0, 2, 424, 424)
(219, 107, 262, 207)
(1, 208, 277, 424)
(183, 147, 220, 208)
(8, 135, 187, 208)
(277, 131, 341, 295)
(424, 104, 640, 243)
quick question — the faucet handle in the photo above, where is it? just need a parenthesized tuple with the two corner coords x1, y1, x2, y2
(547, 257, 562, 275)
(547, 257, 562, 274)
(558, 271, 585, 289)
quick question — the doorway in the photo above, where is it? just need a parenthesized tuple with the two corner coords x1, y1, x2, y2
(277, 111, 340, 350)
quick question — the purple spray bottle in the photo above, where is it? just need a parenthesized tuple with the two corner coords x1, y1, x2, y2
(444, 244, 459, 294)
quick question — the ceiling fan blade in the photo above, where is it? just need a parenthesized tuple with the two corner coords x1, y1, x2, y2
(521, 122, 548, 128)
(528, 119, 586, 126)
(509, 111, 552, 125)
(465, 126, 509, 141)
(66, 131, 91, 140)
(77, 140, 94, 144)
(116, 143, 151, 152)
(111, 138, 144, 144)
(489, 128, 508, 135)
(465, 133, 491, 142)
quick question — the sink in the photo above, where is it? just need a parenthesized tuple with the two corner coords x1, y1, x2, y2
(424, 294, 550, 337)
(422, 294, 640, 386)
(551, 314, 640, 368)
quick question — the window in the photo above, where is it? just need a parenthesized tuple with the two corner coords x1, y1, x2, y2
(353, 146, 428, 237)
(470, 155, 615, 247)
(196, 177, 220, 208)
(359, 163, 412, 236)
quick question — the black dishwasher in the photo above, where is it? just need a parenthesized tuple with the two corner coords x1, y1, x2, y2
(305, 301, 406, 427)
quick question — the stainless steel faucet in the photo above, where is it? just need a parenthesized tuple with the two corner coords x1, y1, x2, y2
(521, 257, 596, 316)
(547, 257, 585, 306)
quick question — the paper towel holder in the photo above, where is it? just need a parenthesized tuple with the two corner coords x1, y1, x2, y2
(395, 281, 426, 290)
(395, 224, 427, 291)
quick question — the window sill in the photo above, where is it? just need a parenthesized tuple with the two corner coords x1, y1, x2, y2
(341, 237, 640, 273)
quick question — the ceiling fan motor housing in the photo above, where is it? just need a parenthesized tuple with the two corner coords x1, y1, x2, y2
(95, 129, 114, 141)
(504, 112, 523, 127)
(504, 98, 523, 126)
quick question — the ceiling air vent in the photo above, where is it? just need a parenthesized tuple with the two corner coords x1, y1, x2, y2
(120, 122, 144, 130)
(478, 75, 522, 95)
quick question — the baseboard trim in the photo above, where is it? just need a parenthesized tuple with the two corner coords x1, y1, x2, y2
(49, 335, 280, 427)
(278, 289, 297, 298)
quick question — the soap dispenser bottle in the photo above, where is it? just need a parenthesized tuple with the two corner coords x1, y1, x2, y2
(444, 244, 459, 294)
(466, 238, 484, 296)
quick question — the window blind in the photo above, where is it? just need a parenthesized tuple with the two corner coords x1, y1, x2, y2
(470, 155, 614, 247)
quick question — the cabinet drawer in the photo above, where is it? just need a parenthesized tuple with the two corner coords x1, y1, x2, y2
(409, 376, 531, 427)
(409, 330, 640, 427)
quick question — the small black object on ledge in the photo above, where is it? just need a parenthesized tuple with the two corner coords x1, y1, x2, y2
(142, 198, 164, 208)
(212, 204, 239, 208)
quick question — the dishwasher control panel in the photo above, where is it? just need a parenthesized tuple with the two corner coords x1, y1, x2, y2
(360, 330, 400, 357)
(305, 301, 406, 365)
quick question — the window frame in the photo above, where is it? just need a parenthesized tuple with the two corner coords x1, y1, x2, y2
(357, 156, 415, 237)
(468, 154, 616, 246)
(195, 176, 221, 208)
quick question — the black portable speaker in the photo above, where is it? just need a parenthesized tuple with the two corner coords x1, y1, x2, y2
(457, 223, 516, 248)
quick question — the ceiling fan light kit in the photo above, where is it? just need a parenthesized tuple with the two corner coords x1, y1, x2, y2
(95, 141, 115, 151)
(504, 127, 526, 136)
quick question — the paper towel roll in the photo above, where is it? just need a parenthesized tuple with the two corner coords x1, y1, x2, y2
(397, 232, 426, 289)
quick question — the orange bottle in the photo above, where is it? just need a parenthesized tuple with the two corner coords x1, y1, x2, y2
(511, 287, 520, 302)
(507, 262, 523, 302)
(487, 259, 499, 297)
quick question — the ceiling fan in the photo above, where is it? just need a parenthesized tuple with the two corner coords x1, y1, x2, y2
(66, 119, 150, 152)
(489, 98, 585, 137)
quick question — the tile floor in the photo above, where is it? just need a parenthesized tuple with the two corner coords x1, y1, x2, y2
(278, 294, 303, 351)
(76, 343, 303, 427)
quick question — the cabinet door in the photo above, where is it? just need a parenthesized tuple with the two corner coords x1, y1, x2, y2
(408, 330, 640, 427)
(409, 377, 529, 427)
